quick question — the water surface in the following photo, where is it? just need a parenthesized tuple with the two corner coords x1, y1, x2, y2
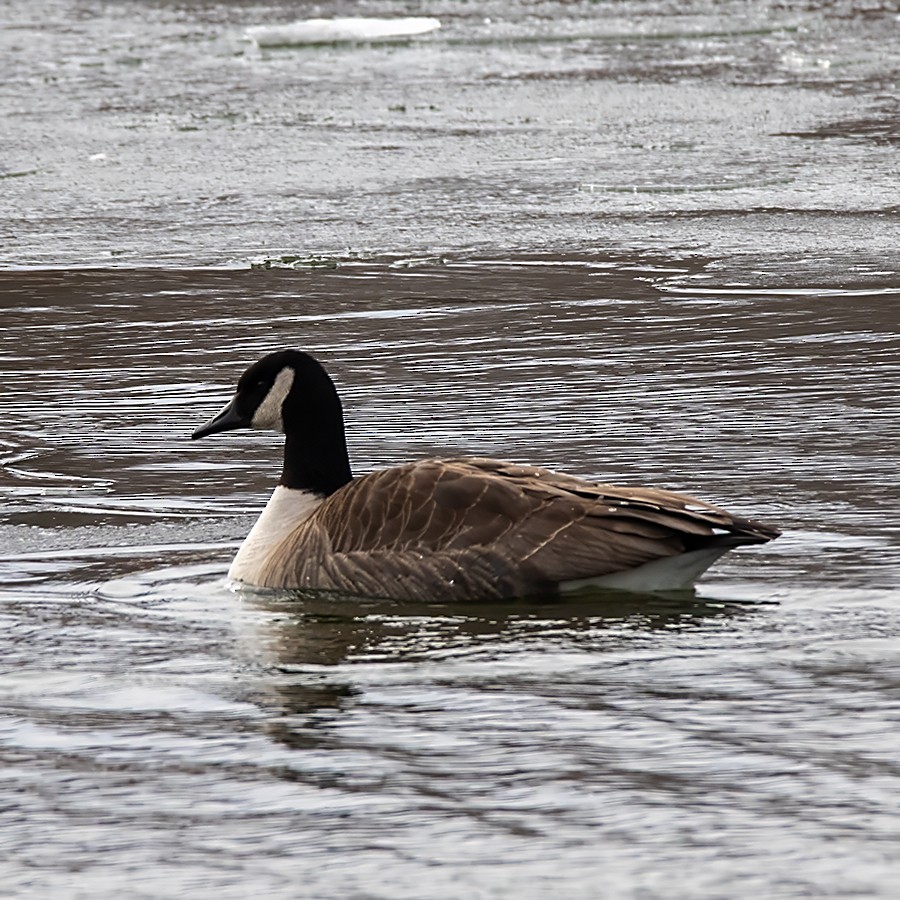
(1, 0, 899, 897)
(2, 0, 898, 272)
(2, 259, 899, 898)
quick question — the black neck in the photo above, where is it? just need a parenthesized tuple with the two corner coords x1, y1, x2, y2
(265, 350, 353, 495)
(280, 426, 352, 496)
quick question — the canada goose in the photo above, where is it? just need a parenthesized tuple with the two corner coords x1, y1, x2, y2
(192, 350, 779, 600)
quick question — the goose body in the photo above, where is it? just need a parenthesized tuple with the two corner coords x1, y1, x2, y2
(193, 350, 779, 600)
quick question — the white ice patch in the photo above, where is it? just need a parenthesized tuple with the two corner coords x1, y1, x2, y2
(251, 367, 294, 432)
(229, 485, 322, 585)
(247, 17, 441, 47)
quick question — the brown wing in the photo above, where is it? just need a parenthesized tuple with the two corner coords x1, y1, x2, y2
(257, 457, 779, 600)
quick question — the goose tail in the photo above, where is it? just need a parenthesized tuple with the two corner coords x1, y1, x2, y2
(561, 546, 734, 593)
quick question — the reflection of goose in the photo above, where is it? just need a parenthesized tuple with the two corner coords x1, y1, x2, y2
(244, 592, 757, 739)
(192, 350, 779, 600)
(251, 591, 757, 668)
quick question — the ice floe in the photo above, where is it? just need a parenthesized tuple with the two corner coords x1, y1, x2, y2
(246, 17, 441, 47)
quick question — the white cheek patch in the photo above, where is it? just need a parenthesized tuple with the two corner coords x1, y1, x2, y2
(251, 366, 295, 432)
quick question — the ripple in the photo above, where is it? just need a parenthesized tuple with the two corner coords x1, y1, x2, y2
(1, 258, 898, 896)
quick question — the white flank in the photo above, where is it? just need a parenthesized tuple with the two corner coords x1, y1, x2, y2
(247, 17, 441, 47)
(562, 547, 732, 594)
(251, 367, 294, 432)
(229, 485, 322, 584)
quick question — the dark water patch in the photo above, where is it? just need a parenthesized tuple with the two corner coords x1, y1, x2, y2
(779, 104, 900, 144)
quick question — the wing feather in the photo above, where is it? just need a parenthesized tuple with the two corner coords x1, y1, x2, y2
(259, 457, 779, 598)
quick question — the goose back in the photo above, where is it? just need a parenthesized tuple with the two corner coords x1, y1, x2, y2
(252, 457, 778, 600)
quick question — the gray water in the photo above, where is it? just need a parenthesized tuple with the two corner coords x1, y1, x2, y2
(2, 1, 900, 898)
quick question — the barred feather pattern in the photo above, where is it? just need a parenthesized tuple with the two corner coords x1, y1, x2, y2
(251, 457, 779, 600)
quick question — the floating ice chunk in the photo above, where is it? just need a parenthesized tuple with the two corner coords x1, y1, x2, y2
(246, 17, 441, 47)
(780, 51, 831, 70)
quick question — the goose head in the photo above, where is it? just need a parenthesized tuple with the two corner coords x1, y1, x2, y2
(192, 349, 343, 438)
(192, 349, 352, 495)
